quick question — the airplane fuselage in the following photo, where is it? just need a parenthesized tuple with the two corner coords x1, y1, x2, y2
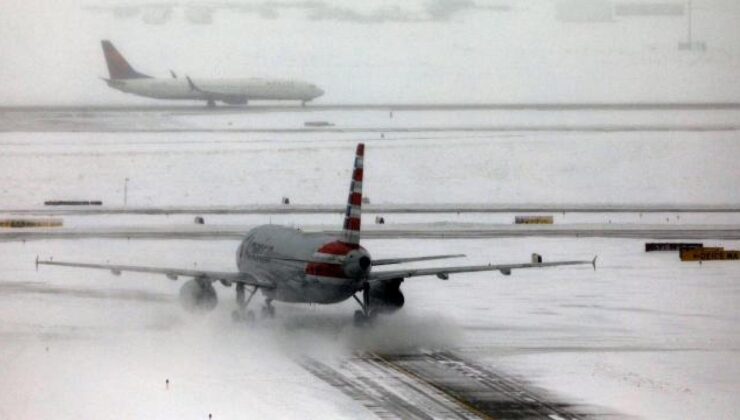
(236, 225, 369, 304)
(106, 77, 324, 104)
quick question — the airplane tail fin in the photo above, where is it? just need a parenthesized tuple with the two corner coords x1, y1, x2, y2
(101, 40, 151, 80)
(341, 143, 364, 247)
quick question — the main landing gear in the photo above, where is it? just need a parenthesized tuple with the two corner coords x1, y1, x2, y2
(232, 283, 257, 322)
(232, 283, 276, 322)
(261, 298, 276, 319)
(206, 99, 216, 108)
(352, 282, 375, 327)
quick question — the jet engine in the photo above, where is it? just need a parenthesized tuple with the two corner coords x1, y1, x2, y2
(178, 278, 218, 312)
(368, 278, 405, 314)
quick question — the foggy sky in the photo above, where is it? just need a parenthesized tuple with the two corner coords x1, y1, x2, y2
(1, 0, 739, 105)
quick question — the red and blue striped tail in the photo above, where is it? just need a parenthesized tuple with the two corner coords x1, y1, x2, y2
(341, 143, 364, 247)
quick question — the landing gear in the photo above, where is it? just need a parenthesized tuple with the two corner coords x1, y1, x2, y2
(352, 282, 375, 327)
(231, 283, 258, 322)
(261, 298, 276, 319)
(207, 99, 216, 108)
(301, 100, 307, 107)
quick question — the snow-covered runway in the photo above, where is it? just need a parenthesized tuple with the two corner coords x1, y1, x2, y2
(0, 106, 737, 419)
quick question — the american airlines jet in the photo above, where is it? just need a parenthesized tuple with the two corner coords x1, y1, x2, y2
(38, 144, 595, 326)
(100, 40, 324, 107)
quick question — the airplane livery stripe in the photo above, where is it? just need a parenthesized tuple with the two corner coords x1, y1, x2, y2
(344, 218, 361, 231)
(349, 193, 362, 206)
(353, 169, 364, 182)
(305, 262, 347, 279)
(318, 241, 359, 255)
(345, 206, 360, 218)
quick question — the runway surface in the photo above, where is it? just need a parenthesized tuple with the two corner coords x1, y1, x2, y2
(3, 203, 739, 216)
(5, 124, 738, 134)
(302, 351, 598, 419)
(4, 102, 740, 113)
(4, 103, 740, 133)
(2, 223, 739, 241)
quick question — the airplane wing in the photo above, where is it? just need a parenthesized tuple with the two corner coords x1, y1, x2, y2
(371, 254, 466, 266)
(368, 256, 596, 283)
(185, 76, 245, 103)
(36, 258, 274, 288)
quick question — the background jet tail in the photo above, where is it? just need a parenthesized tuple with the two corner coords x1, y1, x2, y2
(101, 40, 151, 80)
(341, 143, 364, 247)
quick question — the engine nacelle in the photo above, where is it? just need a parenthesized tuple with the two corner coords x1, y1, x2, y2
(179, 279, 218, 312)
(368, 278, 405, 314)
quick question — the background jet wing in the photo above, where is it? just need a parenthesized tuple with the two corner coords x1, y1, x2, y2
(368, 257, 596, 283)
(371, 254, 466, 266)
(36, 259, 274, 288)
(185, 75, 241, 101)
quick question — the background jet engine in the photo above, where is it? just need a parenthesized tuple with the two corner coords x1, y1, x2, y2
(178, 279, 218, 312)
(368, 278, 405, 314)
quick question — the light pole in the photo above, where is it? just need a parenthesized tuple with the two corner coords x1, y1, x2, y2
(124, 177, 130, 207)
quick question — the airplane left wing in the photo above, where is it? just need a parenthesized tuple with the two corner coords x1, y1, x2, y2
(36, 258, 274, 288)
(368, 255, 596, 283)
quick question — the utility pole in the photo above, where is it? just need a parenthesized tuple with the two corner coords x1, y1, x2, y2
(124, 177, 130, 207)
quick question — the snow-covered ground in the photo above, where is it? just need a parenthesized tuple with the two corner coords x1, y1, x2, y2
(0, 108, 738, 419)
(1, 109, 739, 208)
(0, 236, 738, 419)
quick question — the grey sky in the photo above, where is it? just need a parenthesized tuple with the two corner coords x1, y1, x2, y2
(1, 0, 739, 104)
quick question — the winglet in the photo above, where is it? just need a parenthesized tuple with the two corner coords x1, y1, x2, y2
(341, 143, 364, 247)
(592, 256, 598, 271)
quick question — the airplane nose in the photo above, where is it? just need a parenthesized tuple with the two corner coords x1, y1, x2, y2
(314, 86, 324, 98)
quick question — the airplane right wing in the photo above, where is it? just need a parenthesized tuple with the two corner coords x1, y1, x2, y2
(371, 254, 466, 266)
(36, 258, 274, 288)
(368, 255, 596, 283)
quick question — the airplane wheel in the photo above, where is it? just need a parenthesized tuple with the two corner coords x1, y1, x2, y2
(245, 310, 255, 322)
(354, 310, 372, 327)
(261, 305, 275, 319)
(232, 309, 256, 322)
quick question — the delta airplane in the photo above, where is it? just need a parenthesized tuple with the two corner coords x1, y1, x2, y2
(38, 144, 595, 326)
(100, 40, 324, 107)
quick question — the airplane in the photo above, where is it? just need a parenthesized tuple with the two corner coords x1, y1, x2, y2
(37, 143, 596, 326)
(100, 40, 324, 107)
